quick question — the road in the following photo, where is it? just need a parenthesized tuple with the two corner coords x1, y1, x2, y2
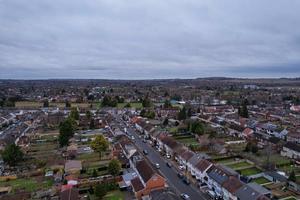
(113, 116, 209, 200)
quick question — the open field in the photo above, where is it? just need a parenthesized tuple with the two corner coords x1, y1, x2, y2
(0, 178, 53, 193)
(15, 101, 93, 109)
(239, 167, 262, 176)
(226, 161, 253, 169)
(251, 177, 271, 185)
(117, 102, 143, 109)
(173, 135, 199, 146)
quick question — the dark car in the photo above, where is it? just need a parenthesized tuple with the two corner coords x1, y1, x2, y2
(183, 177, 190, 185)
(177, 172, 184, 179)
(166, 162, 172, 168)
(143, 150, 148, 155)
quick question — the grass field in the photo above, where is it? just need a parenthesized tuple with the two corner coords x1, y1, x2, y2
(226, 161, 253, 169)
(251, 177, 271, 185)
(173, 135, 199, 146)
(117, 102, 143, 109)
(104, 190, 125, 200)
(239, 167, 262, 176)
(15, 101, 93, 109)
(216, 157, 238, 164)
(0, 178, 53, 193)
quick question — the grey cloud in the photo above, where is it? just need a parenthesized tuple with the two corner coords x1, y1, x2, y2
(0, 0, 300, 79)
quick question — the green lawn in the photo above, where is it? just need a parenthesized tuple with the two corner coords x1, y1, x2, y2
(104, 190, 125, 200)
(216, 158, 237, 164)
(239, 167, 262, 176)
(251, 177, 271, 184)
(0, 178, 53, 193)
(226, 161, 253, 169)
(173, 135, 199, 146)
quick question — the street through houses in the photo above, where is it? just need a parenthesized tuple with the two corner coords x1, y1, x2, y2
(112, 114, 210, 200)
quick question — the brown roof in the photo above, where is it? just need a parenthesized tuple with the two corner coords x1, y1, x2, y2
(131, 177, 144, 192)
(180, 150, 194, 161)
(195, 159, 212, 172)
(161, 136, 179, 149)
(60, 188, 79, 200)
(222, 176, 243, 194)
(136, 160, 155, 183)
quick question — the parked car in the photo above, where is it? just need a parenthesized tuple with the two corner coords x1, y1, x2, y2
(183, 177, 190, 185)
(166, 162, 172, 168)
(177, 172, 184, 179)
(155, 163, 160, 169)
(166, 154, 171, 159)
(179, 165, 185, 171)
(207, 190, 216, 199)
(143, 139, 147, 143)
(180, 193, 190, 199)
(199, 182, 207, 188)
(143, 150, 148, 155)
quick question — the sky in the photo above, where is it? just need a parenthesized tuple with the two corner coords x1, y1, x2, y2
(0, 0, 300, 79)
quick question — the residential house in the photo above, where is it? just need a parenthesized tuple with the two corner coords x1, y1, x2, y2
(263, 171, 287, 183)
(160, 136, 182, 157)
(235, 183, 270, 200)
(177, 150, 194, 168)
(281, 142, 300, 160)
(130, 160, 166, 199)
(194, 159, 213, 182)
(287, 132, 300, 144)
(242, 128, 254, 139)
(187, 153, 210, 177)
(221, 176, 244, 200)
(207, 164, 239, 198)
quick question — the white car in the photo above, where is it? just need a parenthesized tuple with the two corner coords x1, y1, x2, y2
(179, 165, 185, 171)
(155, 163, 160, 169)
(166, 154, 171, 159)
(180, 193, 190, 199)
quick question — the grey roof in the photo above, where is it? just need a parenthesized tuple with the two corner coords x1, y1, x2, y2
(235, 184, 261, 200)
(247, 183, 271, 195)
(264, 171, 288, 182)
(207, 165, 229, 185)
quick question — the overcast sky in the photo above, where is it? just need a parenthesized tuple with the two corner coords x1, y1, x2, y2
(0, 0, 300, 79)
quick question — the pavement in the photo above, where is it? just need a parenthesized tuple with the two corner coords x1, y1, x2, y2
(113, 115, 210, 200)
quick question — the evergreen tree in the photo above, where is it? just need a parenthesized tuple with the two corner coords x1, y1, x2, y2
(289, 170, 296, 182)
(1, 144, 24, 166)
(178, 107, 187, 120)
